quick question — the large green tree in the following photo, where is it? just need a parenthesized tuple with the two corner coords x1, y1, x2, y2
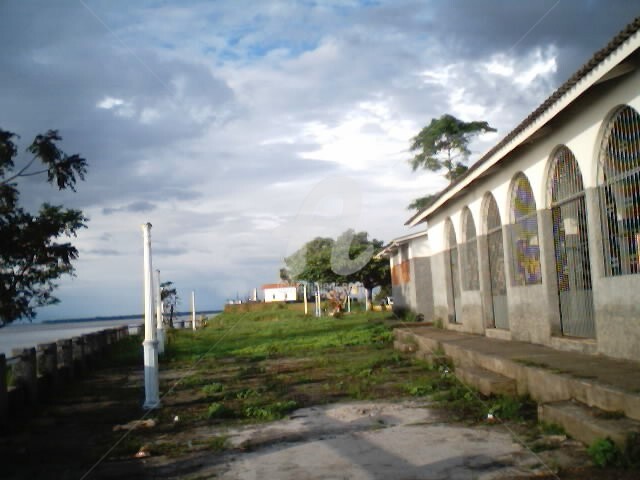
(284, 230, 390, 311)
(0, 129, 88, 326)
(408, 114, 496, 210)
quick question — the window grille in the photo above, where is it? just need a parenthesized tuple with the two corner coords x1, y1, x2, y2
(511, 174, 542, 285)
(549, 146, 594, 337)
(599, 106, 640, 276)
(486, 194, 508, 328)
(487, 196, 501, 231)
(461, 208, 479, 290)
(549, 147, 590, 292)
(446, 218, 461, 323)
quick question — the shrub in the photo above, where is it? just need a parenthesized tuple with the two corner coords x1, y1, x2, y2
(588, 438, 621, 467)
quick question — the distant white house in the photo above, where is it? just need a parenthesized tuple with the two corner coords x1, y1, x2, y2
(262, 283, 297, 302)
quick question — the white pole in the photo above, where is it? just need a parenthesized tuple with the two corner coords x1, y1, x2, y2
(315, 283, 320, 317)
(156, 269, 165, 354)
(303, 284, 308, 315)
(191, 291, 196, 330)
(142, 223, 160, 409)
(348, 284, 351, 313)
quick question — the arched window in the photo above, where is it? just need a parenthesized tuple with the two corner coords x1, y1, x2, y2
(461, 208, 479, 290)
(485, 193, 508, 329)
(445, 218, 461, 323)
(549, 146, 594, 337)
(598, 106, 640, 276)
(511, 173, 542, 285)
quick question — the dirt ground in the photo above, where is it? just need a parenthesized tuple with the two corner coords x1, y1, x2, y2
(3, 362, 628, 480)
(2, 317, 638, 480)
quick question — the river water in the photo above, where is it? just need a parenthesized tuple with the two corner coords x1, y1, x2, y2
(0, 312, 219, 357)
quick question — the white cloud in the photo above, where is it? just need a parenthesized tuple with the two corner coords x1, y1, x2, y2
(97, 96, 125, 109)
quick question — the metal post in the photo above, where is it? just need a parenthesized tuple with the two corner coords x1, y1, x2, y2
(142, 223, 160, 409)
(156, 269, 165, 354)
(303, 284, 308, 315)
(191, 291, 196, 330)
(348, 285, 351, 313)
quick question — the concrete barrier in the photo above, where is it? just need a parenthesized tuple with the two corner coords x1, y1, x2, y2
(0, 325, 138, 424)
(37, 342, 58, 397)
(11, 347, 37, 406)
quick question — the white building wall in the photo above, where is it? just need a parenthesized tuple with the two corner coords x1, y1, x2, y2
(264, 287, 297, 302)
(416, 65, 640, 360)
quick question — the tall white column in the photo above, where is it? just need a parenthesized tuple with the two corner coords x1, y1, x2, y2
(142, 223, 160, 409)
(156, 269, 165, 354)
(191, 291, 196, 330)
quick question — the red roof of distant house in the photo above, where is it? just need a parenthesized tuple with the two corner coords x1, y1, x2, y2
(262, 283, 298, 290)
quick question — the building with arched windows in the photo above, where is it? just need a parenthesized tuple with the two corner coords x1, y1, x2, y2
(380, 17, 640, 363)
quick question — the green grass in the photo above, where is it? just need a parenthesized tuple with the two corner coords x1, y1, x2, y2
(108, 307, 562, 459)
(157, 309, 435, 428)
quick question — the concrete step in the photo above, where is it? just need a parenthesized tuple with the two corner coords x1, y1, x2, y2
(538, 400, 640, 448)
(454, 366, 517, 397)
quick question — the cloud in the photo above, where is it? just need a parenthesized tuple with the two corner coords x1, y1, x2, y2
(103, 201, 157, 215)
(1, 0, 637, 319)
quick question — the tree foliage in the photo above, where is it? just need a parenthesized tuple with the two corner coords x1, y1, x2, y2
(160, 280, 179, 327)
(409, 114, 496, 181)
(160, 281, 178, 307)
(406, 193, 438, 211)
(284, 230, 390, 310)
(0, 129, 88, 326)
(408, 114, 495, 210)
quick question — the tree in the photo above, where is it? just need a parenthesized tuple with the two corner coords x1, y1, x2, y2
(279, 267, 291, 284)
(284, 230, 390, 311)
(284, 236, 338, 285)
(160, 281, 178, 328)
(408, 114, 496, 210)
(0, 129, 88, 327)
(336, 230, 390, 311)
(406, 193, 438, 211)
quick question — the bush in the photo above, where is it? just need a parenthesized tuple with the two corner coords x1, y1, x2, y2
(588, 438, 621, 467)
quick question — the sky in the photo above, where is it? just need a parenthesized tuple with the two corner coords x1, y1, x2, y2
(1, 0, 639, 320)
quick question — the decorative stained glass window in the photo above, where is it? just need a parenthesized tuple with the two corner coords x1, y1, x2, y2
(511, 174, 542, 285)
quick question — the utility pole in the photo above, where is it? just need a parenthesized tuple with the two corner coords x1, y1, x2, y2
(141, 223, 160, 409)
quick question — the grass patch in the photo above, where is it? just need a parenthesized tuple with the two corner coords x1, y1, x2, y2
(207, 402, 235, 419)
(202, 382, 225, 396)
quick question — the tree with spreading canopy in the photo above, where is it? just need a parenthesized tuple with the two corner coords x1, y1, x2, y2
(284, 230, 390, 311)
(160, 280, 178, 327)
(408, 114, 496, 210)
(0, 129, 88, 327)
